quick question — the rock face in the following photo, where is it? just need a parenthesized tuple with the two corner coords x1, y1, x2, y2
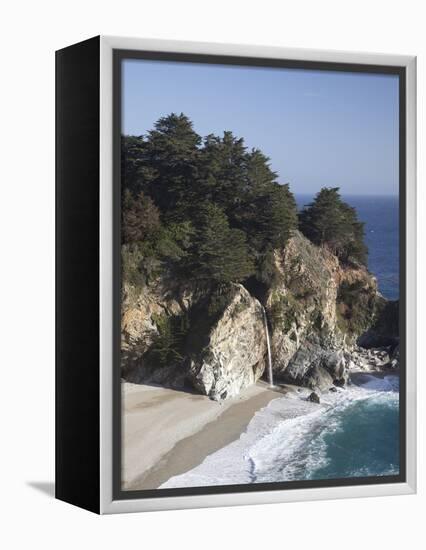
(121, 280, 266, 398)
(266, 232, 340, 381)
(357, 299, 399, 349)
(350, 344, 399, 371)
(121, 230, 397, 400)
(188, 284, 266, 400)
(308, 391, 321, 404)
(265, 231, 380, 387)
(121, 277, 211, 386)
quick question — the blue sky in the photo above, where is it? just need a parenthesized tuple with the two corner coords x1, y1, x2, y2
(122, 59, 399, 196)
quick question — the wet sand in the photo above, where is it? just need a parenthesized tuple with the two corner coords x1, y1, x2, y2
(122, 381, 286, 491)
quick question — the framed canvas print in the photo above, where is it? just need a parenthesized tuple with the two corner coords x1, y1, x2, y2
(55, 36, 417, 514)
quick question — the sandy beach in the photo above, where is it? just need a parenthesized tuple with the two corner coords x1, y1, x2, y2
(122, 381, 286, 490)
(122, 370, 398, 490)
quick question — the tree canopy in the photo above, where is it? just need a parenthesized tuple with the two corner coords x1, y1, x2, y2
(121, 113, 299, 286)
(121, 115, 368, 289)
(193, 203, 254, 283)
(299, 187, 367, 264)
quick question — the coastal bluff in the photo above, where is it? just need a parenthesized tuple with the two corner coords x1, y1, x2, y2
(121, 230, 398, 400)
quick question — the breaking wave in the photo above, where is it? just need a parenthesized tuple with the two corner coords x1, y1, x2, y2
(160, 374, 399, 489)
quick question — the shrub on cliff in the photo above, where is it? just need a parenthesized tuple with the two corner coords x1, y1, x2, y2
(299, 187, 367, 265)
(122, 189, 195, 286)
(336, 280, 376, 336)
(147, 312, 190, 368)
(122, 190, 161, 244)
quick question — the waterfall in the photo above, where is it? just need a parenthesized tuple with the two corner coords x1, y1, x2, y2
(262, 307, 274, 388)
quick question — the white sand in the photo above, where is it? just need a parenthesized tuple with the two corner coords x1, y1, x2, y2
(122, 381, 284, 490)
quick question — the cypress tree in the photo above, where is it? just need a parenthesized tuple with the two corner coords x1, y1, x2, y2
(145, 113, 202, 220)
(299, 187, 367, 264)
(122, 190, 161, 244)
(193, 203, 254, 283)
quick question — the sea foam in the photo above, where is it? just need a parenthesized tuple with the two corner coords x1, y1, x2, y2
(160, 375, 399, 489)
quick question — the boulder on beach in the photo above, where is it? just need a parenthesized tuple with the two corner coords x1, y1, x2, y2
(308, 391, 321, 403)
(188, 284, 267, 401)
(303, 364, 334, 391)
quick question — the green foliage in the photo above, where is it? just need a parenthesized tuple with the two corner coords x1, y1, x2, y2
(231, 150, 297, 255)
(145, 113, 202, 221)
(120, 114, 374, 367)
(147, 312, 190, 368)
(245, 148, 279, 189)
(256, 246, 278, 286)
(254, 183, 298, 251)
(368, 297, 399, 340)
(121, 116, 367, 298)
(207, 285, 232, 318)
(121, 113, 298, 286)
(122, 190, 160, 244)
(299, 187, 368, 265)
(193, 203, 254, 283)
(153, 222, 194, 263)
(199, 132, 248, 211)
(337, 280, 375, 335)
(121, 219, 195, 287)
(269, 293, 302, 333)
(337, 280, 366, 303)
(121, 243, 149, 288)
(121, 135, 157, 197)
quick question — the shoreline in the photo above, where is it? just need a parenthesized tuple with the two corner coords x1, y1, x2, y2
(160, 370, 400, 489)
(122, 370, 399, 491)
(122, 380, 286, 491)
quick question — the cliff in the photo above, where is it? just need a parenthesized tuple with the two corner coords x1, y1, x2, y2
(121, 230, 398, 399)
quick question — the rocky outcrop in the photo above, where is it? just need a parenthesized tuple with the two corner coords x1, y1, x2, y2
(121, 280, 267, 398)
(187, 284, 266, 400)
(308, 391, 321, 403)
(121, 230, 397, 400)
(357, 299, 399, 348)
(265, 232, 373, 382)
(281, 341, 340, 389)
(266, 232, 341, 380)
(349, 344, 399, 371)
(262, 231, 392, 389)
(121, 277, 212, 385)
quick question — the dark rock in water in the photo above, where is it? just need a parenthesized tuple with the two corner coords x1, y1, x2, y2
(333, 378, 345, 387)
(350, 372, 374, 386)
(308, 391, 320, 403)
(329, 386, 338, 392)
